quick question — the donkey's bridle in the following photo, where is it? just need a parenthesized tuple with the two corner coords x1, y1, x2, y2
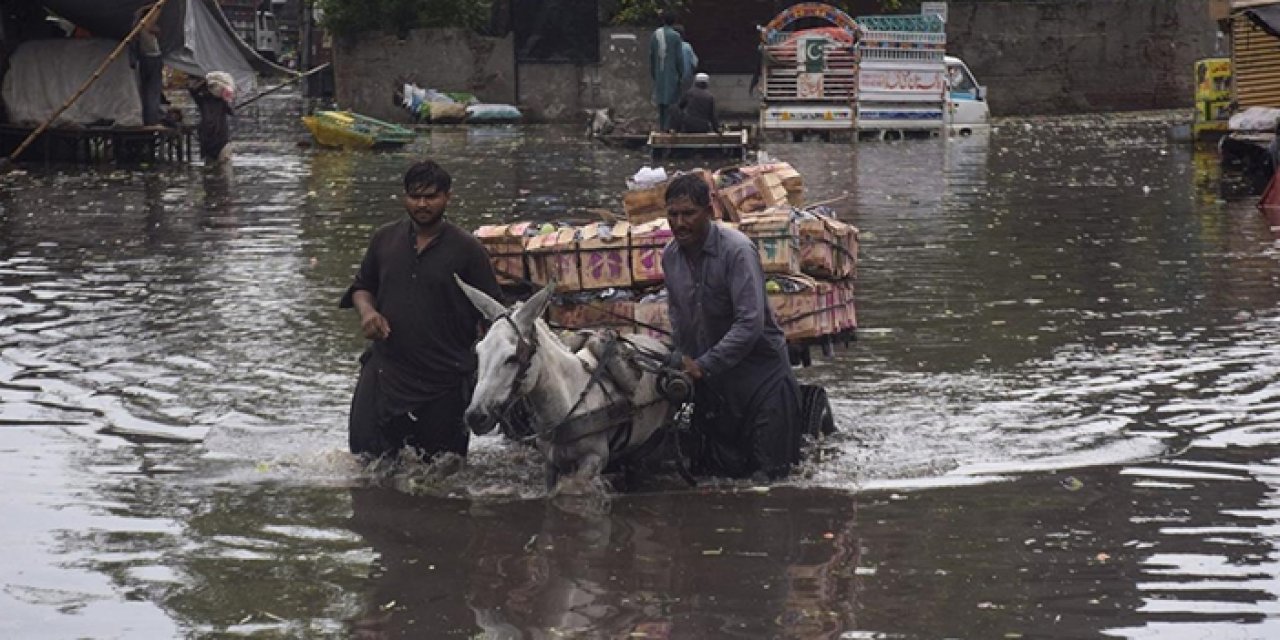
(496, 312, 538, 401)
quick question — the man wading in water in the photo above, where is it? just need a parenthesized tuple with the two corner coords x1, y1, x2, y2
(661, 174, 803, 481)
(341, 160, 503, 461)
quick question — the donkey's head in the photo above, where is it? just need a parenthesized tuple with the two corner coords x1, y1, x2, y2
(457, 276, 555, 435)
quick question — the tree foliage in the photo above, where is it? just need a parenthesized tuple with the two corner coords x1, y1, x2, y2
(316, 0, 493, 38)
(608, 0, 907, 27)
(607, 0, 685, 26)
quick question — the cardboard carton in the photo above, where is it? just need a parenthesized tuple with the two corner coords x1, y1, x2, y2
(630, 219, 672, 286)
(840, 224, 860, 280)
(739, 209, 800, 275)
(633, 295, 672, 341)
(717, 177, 768, 218)
(799, 213, 857, 279)
(549, 298, 635, 332)
(813, 279, 836, 336)
(717, 172, 790, 220)
(832, 280, 857, 332)
(578, 221, 632, 289)
(525, 227, 582, 291)
(623, 181, 668, 224)
(772, 164, 804, 207)
(475, 221, 533, 285)
(767, 274, 820, 340)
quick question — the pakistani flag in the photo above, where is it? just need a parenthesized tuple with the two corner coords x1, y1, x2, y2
(803, 38, 826, 73)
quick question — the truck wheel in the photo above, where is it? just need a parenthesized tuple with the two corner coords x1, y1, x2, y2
(800, 384, 836, 438)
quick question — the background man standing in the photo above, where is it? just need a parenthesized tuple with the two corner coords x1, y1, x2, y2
(674, 24, 698, 97)
(340, 160, 504, 461)
(132, 4, 164, 127)
(661, 174, 803, 481)
(649, 11, 685, 131)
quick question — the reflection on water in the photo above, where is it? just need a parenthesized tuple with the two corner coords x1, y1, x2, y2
(2, 97, 1280, 637)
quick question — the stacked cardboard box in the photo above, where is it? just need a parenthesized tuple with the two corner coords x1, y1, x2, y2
(548, 296, 635, 333)
(628, 219, 673, 287)
(526, 227, 581, 290)
(797, 212, 858, 279)
(475, 221, 534, 285)
(739, 207, 801, 275)
(472, 161, 857, 345)
(578, 221, 632, 290)
(622, 182, 668, 225)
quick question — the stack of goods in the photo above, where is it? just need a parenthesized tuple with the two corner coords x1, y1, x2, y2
(399, 83, 522, 124)
(621, 166, 670, 225)
(622, 166, 728, 223)
(713, 163, 804, 220)
(472, 161, 858, 344)
(745, 204, 858, 342)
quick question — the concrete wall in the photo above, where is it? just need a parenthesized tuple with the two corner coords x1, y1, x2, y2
(592, 29, 759, 123)
(333, 0, 1221, 122)
(947, 0, 1221, 115)
(333, 28, 515, 124)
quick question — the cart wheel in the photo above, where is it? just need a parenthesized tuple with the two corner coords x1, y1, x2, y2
(800, 384, 836, 438)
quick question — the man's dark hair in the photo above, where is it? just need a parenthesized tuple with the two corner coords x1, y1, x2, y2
(664, 173, 711, 208)
(660, 11, 677, 26)
(404, 160, 451, 194)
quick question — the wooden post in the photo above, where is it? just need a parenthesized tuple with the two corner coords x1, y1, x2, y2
(235, 63, 332, 110)
(3, 0, 171, 167)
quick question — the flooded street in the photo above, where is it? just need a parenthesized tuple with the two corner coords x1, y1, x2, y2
(3, 93, 1280, 639)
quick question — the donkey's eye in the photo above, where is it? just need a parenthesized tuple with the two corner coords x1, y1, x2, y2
(505, 355, 520, 365)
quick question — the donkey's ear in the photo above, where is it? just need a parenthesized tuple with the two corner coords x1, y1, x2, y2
(515, 280, 556, 330)
(455, 274, 506, 320)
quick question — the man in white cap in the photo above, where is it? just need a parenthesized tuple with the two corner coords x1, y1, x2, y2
(671, 72, 719, 134)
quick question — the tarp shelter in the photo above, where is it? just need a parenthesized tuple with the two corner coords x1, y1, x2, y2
(40, 0, 290, 95)
(1243, 3, 1280, 37)
(1, 0, 292, 126)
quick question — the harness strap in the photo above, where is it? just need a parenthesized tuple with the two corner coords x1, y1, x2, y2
(537, 330, 622, 441)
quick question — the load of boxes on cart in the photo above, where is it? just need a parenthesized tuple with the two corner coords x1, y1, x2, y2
(473, 161, 859, 350)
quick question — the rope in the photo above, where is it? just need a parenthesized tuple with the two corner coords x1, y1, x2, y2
(537, 331, 621, 442)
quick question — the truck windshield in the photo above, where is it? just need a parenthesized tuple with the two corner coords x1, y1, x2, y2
(947, 65, 976, 95)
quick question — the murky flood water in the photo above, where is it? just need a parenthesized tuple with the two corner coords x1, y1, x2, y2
(2, 93, 1280, 638)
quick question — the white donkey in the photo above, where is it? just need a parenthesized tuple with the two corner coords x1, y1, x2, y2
(456, 277, 679, 491)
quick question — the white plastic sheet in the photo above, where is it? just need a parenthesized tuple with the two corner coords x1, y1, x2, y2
(1, 38, 143, 127)
(1229, 106, 1280, 133)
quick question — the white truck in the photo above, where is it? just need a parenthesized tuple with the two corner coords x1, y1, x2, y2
(757, 3, 989, 140)
(221, 1, 280, 62)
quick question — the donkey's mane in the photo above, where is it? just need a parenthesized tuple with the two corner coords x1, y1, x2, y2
(531, 318, 575, 359)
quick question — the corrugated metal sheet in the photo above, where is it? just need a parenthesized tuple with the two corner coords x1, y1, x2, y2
(1233, 15, 1280, 107)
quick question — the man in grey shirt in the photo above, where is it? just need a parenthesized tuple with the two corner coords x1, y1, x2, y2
(661, 173, 802, 480)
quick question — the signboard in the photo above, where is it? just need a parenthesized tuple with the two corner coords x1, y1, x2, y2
(761, 2, 859, 45)
(859, 69, 945, 93)
(1194, 57, 1232, 102)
